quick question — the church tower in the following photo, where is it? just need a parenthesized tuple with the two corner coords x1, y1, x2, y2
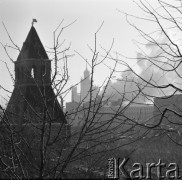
(0, 25, 70, 178)
(5, 25, 66, 125)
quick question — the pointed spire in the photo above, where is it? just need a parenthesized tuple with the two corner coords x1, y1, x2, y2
(84, 63, 90, 79)
(71, 85, 74, 102)
(17, 26, 48, 61)
(86, 62, 88, 71)
(85, 62, 89, 73)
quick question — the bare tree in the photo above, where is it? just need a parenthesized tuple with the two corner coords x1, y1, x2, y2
(112, 0, 182, 178)
(0, 19, 153, 179)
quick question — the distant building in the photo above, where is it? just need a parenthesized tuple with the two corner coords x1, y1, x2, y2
(71, 86, 80, 102)
(123, 104, 154, 123)
(66, 96, 154, 149)
(67, 65, 154, 149)
(71, 66, 99, 104)
(66, 101, 82, 127)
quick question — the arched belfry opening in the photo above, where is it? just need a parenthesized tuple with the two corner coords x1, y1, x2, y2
(31, 65, 36, 78)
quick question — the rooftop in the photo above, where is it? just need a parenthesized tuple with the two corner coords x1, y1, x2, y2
(17, 26, 48, 61)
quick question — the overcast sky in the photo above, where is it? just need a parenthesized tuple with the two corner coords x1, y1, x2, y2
(0, 0, 155, 104)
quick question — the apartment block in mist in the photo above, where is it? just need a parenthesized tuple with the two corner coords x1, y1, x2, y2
(71, 67, 99, 104)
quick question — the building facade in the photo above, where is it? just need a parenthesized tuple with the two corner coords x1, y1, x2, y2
(71, 66, 99, 104)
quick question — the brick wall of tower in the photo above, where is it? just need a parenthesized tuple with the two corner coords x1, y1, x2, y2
(1, 26, 69, 177)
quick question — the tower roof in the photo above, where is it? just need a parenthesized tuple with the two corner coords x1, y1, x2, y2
(84, 65, 90, 78)
(17, 26, 48, 61)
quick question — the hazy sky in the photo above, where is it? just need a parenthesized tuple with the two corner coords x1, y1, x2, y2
(0, 0, 154, 104)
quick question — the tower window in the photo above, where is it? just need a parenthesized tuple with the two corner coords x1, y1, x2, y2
(31, 66, 36, 78)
